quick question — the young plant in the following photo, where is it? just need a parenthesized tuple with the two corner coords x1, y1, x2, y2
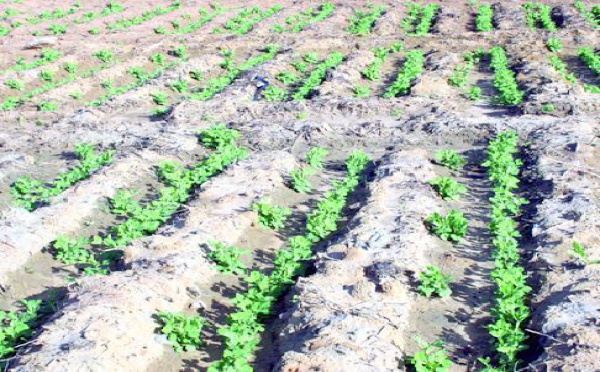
(347, 4, 387, 35)
(38, 101, 59, 111)
(434, 149, 466, 170)
(541, 103, 554, 113)
(354, 84, 371, 97)
(409, 336, 453, 372)
(171, 79, 189, 93)
(489, 46, 525, 105)
(156, 312, 206, 353)
(39, 70, 55, 82)
(276, 71, 298, 85)
(476, 4, 494, 32)
(429, 177, 467, 200)
(546, 38, 563, 52)
(151, 91, 169, 105)
(469, 86, 482, 100)
(63, 61, 78, 74)
(94, 49, 114, 63)
(49, 23, 67, 34)
(252, 201, 291, 230)
(570, 241, 599, 265)
(262, 85, 286, 101)
(290, 167, 313, 193)
(383, 50, 425, 97)
(5, 78, 24, 91)
(426, 210, 469, 242)
(418, 266, 452, 297)
(305, 147, 329, 169)
(208, 242, 249, 275)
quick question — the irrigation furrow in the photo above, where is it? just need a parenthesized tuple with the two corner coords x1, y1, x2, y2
(8, 151, 296, 371)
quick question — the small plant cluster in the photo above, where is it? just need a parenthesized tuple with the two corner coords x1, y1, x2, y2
(262, 53, 323, 101)
(574, 0, 600, 29)
(347, 3, 387, 35)
(418, 265, 452, 297)
(522, 2, 557, 31)
(252, 201, 291, 230)
(0, 49, 61, 76)
(402, 3, 440, 36)
(11, 144, 115, 211)
(546, 37, 563, 52)
(289, 147, 330, 193)
(361, 42, 404, 81)
(156, 312, 206, 353)
(89, 49, 186, 107)
(384, 50, 425, 98)
(570, 241, 599, 265)
(429, 177, 467, 200)
(292, 52, 344, 100)
(578, 47, 600, 76)
(448, 48, 484, 87)
(435, 149, 466, 171)
(53, 125, 247, 275)
(156, 5, 225, 35)
(26, 5, 79, 25)
(76, 1, 125, 24)
(426, 210, 469, 243)
(0, 300, 42, 364)
(481, 131, 531, 369)
(108, 1, 182, 30)
(208, 242, 249, 275)
(208, 151, 370, 371)
(272, 2, 335, 33)
(190, 45, 281, 101)
(408, 336, 453, 372)
(489, 46, 525, 105)
(548, 55, 577, 85)
(475, 3, 495, 32)
(217, 5, 282, 35)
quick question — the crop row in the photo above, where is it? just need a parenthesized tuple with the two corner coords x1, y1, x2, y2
(475, 3, 495, 32)
(272, 2, 335, 33)
(361, 42, 404, 81)
(10, 144, 114, 211)
(402, 2, 439, 36)
(154, 4, 226, 35)
(291, 52, 345, 100)
(480, 131, 531, 370)
(574, 0, 599, 29)
(522, 2, 557, 31)
(383, 49, 425, 97)
(51, 125, 246, 275)
(208, 150, 370, 371)
(0, 49, 61, 76)
(105, 1, 182, 31)
(214, 5, 282, 35)
(579, 47, 600, 76)
(347, 3, 387, 35)
(489, 47, 525, 105)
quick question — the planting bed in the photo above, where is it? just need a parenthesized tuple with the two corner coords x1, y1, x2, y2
(0, 1, 598, 372)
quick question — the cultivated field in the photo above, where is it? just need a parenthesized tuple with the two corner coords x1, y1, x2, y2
(0, 1, 598, 371)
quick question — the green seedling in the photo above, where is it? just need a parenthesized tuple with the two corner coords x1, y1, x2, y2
(39, 70, 55, 82)
(208, 242, 249, 275)
(262, 85, 286, 101)
(171, 79, 189, 93)
(354, 85, 371, 97)
(156, 312, 206, 353)
(189, 70, 203, 81)
(546, 38, 563, 52)
(151, 91, 169, 105)
(94, 49, 114, 63)
(88, 27, 100, 34)
(541, 103, 554, 113)
(435, 149, 466, 170)
(198, 124, 240, 149)
(418, 265, 452, 297)
(252, 201, 291, 230)
(429, 177, 467, 200)
(305, 147, 329, 169)
(6, 78, 24, 91)
(426, 210, 469, 242)
(63, 62, 78, 74)
(409, 335, 453, 371)
(276, 71, 298, 85)
(38, 101, 59, 111)
(469, 86, 482, 100)
(290, 167, 313, 193)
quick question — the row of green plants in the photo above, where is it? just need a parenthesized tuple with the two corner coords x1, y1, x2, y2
(361, 42, 404, 81)
(448, 48, 484, 87)
(522, 2, 557, 31)
(574, 0, 599, 29)
(0, 49, 61, 76)
(347, 3, 387, 35)
(383, 49, 425, 98)
(106, 1, 182, 31)
(479, 130, 531, 370)
(155, 4, 226, 35)
(10, 144, 115, 211)
(260, 53, 320, 101)
(87, 49, 186, 107)
(189, 44, 281, 101)
(75, 1, 124, 24)
(292, 52, 344, 100)
(208, 150, 370, 371)
(25, 4, 80, 25)
(0, 299, 43, 367)
(489, 46, 524, 105)
(402, 3, 440, 36)
(272, 2, 335, 33)
(51, 125, 247, 275)
(578, 47, 600, 76)
(475, 3, 494, 32)
(214, 5, 281, 35)
(0, 50, 117, 111)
